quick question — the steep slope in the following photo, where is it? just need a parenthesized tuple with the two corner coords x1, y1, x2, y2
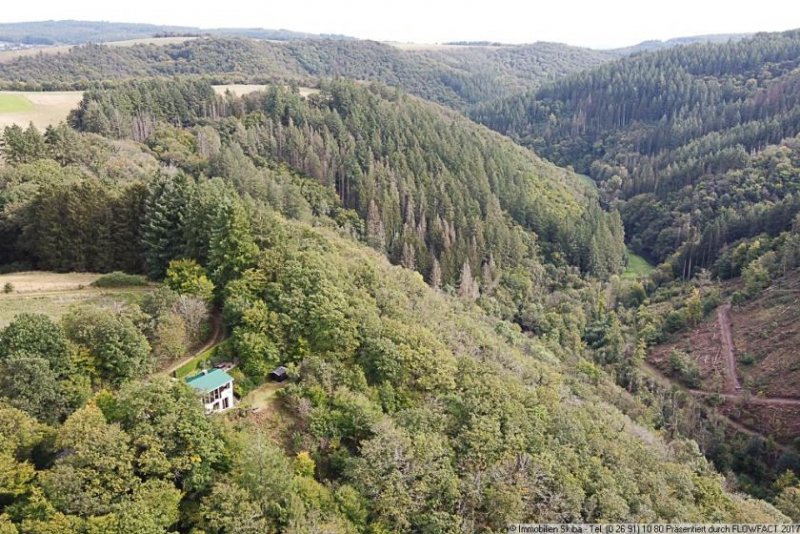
(0, 37, 614, 108)
(0, 148, 789, 528)
(65, 79, 626, 288)
(473, 29, 800, 274)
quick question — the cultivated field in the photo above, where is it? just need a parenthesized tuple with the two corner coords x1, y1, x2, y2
(0, 271, 152, 328)
(0, 37, 196, 63)
(213, 84, 268, 96)
(0, 91, 83, 130)
(213, 84, 318, 97)
(0, 93, 34, 113)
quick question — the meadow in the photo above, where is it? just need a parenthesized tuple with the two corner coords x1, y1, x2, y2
(0, 90, 83, 130)
(0, 271, 152, 327)
(623, 249, 656, 279)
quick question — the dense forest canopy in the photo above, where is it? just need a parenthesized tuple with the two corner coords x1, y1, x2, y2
(0, 37, 615, 109)
(0, 90, 791, 528)
(473, 29, 800, 275)
(62, 79, 626, 288)
(3, 20, 800, 532)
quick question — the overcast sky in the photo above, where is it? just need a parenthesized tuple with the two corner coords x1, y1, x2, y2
(3, 0, 800, 49)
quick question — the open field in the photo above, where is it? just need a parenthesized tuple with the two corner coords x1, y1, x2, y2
(0, 271, 152, 328)
(0, 37, 196, 63)
(0, 93, 34, 113)
(213, 84, 268, 96)
(213, 84, 318, 97)
(0, 91, 83, 130)
(0, 85, 318, 130)
(385, 41, 507, 50)
(622, 249, 655, 279)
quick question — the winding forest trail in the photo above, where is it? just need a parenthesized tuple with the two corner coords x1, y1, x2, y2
(652, 302, 800, 407)
(642, 301, 800, 449)
(641, 360, 791, 452)
(162, 312, 224, 376)
(718, 303, 742, 393)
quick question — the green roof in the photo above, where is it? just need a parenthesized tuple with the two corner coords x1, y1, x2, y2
(185, 369, 233, 393)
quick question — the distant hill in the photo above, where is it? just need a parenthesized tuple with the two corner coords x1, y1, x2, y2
(615, 33, 752, 55)
(0, 37, 615, 109)
(0, 20, 353, 46)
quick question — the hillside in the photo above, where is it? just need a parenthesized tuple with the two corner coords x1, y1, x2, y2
(65, 79, 625, 287)
(0, 37, 615, 109)
(473, 29, 800, 275)
(0, 105, 790, 528)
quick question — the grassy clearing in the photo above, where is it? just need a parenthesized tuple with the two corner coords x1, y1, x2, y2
(623, 249, 655, 279)
(0, 90, 83, 130)
(0, 271, 152, 328)
(240, 380, 287, 412)
(0, 93, 34, 113)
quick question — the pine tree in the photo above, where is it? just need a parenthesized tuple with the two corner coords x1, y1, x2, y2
(430, 257, 442, 290)
(366, 199, 386, 252)
(208, 201, 259, 289)
(458, 261, 479, 300)
(401, 242, 416, 270)
(141, 174, 192, 280)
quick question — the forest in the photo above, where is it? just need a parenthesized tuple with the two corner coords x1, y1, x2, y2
(3, 24, 800, 533)
(473, 29, 800, 276)
(0, 37, 614, 109)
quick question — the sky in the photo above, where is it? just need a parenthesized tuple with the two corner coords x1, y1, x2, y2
(3, 0, 800, 49)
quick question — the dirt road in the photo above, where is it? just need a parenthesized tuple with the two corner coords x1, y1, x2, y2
(163, 312, 224, 376)
(717, 303, 742, 393)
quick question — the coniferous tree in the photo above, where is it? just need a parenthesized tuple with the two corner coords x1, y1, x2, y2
(141, 173, 192, 280)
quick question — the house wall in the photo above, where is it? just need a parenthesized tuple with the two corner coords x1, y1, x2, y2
(203, 380, 234, 413)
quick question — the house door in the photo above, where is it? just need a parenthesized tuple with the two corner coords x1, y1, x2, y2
(223, 398, 229, 409)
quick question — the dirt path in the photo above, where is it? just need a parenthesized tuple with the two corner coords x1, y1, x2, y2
(718, 303, 742, 393)
(162, 312, 224, 376)
(641, 361, 791, 451)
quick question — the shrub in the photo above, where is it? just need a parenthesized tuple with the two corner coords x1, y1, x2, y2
(92, 272, 149, 288)
(739, 352, 756, 365)
(2, 282, 13, 294)
(664, 309, 686, 333)
(668, 349, 700, 388)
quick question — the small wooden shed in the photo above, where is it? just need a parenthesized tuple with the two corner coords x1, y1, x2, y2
(269, 365, 288, 382)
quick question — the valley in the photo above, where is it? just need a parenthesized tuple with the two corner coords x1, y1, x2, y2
(1, 15, 800, 532)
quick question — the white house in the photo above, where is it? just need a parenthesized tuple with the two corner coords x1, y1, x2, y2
(185, 369, 234, 414)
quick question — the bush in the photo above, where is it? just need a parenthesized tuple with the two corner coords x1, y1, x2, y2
(664, 309, 687, 333)
(668, 349, 701, 388)
(2, 282, 13, 294)
(92, 272, 149, 288)
(739, 352, 756, 365)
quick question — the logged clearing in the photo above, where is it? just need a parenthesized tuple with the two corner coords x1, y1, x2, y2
(647, 272, 800, 440)
(0, 91, 83, 130)
(0, 271, 152, 328)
